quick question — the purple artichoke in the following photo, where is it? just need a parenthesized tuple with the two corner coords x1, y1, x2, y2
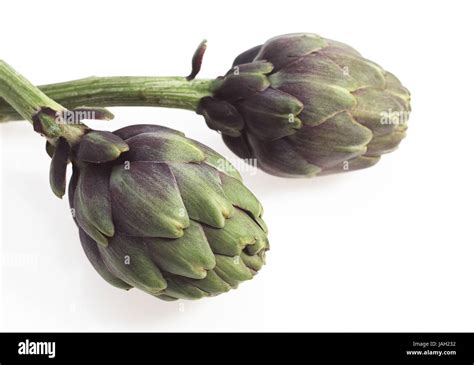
(0, 33, 411, 178)
(49, 124, 269, 300)
(198, 33, 411, 177)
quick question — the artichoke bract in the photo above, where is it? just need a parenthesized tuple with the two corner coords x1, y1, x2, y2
(50, 124, 269, 301)
(198, 33, 411, 177)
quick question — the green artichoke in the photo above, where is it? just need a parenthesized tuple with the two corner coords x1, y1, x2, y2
(198, 33, 411, 177)
(49, 124, 269, 301)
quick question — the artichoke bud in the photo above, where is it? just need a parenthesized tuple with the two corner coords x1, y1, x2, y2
(198, 33, 411, 177)
(59, 124, 268, 300)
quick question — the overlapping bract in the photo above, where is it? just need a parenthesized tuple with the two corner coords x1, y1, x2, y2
(49, 124, 268, 300)
(198, 33, 411, 177)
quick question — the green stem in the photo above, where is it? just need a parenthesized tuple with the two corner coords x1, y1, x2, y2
(0, 76, 215, 123)
(0, 60, 66, 119)
(0, 60, 85, 142)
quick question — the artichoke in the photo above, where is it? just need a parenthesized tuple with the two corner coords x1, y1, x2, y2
(0, 33, 411, 178)
(50, 124, 269, 301)
(198, 33, 411, 177)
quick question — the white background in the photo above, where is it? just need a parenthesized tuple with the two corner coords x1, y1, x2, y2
(1, 0, 473, 332)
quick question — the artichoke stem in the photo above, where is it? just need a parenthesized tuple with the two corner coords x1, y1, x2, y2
(0, 60, 86, 143)
(0, 76, 216, 123)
